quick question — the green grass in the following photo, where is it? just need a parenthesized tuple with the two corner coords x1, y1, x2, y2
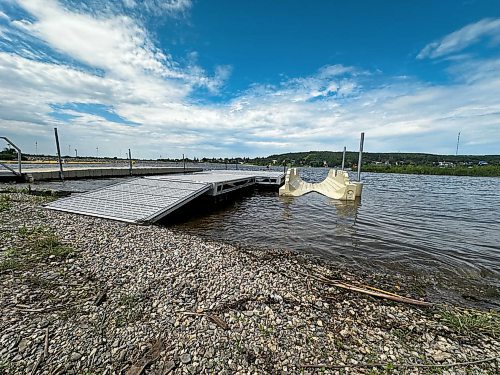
(115, 293, 143, 327)
(0, 194, 11, 211)
(0, 226, 74, 272)
(440, 308, 499, 337)
(363, 164, 500, 177)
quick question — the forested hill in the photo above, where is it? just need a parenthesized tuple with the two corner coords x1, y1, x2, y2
(248, 151, 500, 167)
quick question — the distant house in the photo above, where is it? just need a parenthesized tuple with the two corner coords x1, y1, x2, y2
(438, 161, 454, 167)
(478, 161, 489, 166)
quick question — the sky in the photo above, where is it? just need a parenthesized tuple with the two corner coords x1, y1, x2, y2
(0, 0, 499, 159)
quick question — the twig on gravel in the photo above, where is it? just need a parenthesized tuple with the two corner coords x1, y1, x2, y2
(44, 327, 49, 358)
(126, 339, 164, 375)
(30, 329, 50, 375)
(293, 269, 431, 307)
(300, 356, 499, 369)
(30, 351, 44, 375)
(182, 311, 229, 330)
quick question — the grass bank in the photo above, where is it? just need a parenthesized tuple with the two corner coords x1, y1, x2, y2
(363, 164, 500, 177)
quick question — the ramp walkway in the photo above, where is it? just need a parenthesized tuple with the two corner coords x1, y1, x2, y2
(46, 170, 284, 223)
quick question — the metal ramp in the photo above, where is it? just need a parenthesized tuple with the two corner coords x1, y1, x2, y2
(46, 170, 284, 224)
(46, 177, 211, 223)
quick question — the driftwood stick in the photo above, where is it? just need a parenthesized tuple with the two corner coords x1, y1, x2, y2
(332, 282, 431, 307)
(44, 328, 49, 358)
(292, 269, 431, 307)
(29, 328, 50, 375)
(30, 352, 44, 375)
(300, 356, 499, 369)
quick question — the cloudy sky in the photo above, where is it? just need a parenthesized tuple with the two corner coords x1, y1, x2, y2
(0, 0, 499, 158)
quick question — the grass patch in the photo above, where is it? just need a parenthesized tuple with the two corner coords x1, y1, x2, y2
(0, 226, 75, 273)
(33, 233, 73, 259)
(115, 293, 143, 327)
(0, 194, 11, 211)
(0, 256, 23, 272)
(440, 308, 499, 338)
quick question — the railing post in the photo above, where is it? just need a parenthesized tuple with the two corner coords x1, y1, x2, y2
(54, 128, 64, 180)
(128, 149, 133, 176)
(357, 132, 365, 181)
(0, 137, 22, 175)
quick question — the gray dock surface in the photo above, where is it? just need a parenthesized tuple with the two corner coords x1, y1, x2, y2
(46, 170, 285, 223)
(0, 166, 203, 181)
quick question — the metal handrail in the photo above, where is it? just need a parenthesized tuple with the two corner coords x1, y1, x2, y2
(0, 136, 22, 175)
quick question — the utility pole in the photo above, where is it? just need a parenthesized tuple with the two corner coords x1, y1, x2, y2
(456, 131, 461, 156)
(96, 146, 99, 158)
(35, 141, 38, 155)
(75, 148, 78, 158)
(68, 144, 71, 156)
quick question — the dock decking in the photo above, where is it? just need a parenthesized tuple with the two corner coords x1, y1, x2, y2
(0, 166, 203, 181)
(46, 170, 285, 223)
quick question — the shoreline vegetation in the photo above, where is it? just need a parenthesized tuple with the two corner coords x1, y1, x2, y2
(0, 191, 498, 374)
(361, 164, 500, 177)
(3, 149, 500, 178)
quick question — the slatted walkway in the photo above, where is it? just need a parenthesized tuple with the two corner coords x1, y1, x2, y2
(46, 170, 284, 223)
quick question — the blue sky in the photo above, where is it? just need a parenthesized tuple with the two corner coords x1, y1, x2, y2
(0, 0, 499, 158)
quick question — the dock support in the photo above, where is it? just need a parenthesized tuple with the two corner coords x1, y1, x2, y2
(341, 146, 346, 171)
(128, 149, 133, 176)
(357, 132, 364, 182)
(54, 128, 64, 181)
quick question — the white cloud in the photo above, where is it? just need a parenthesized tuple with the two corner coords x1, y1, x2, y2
(0, 3, 499, 157)
(0, 10, 10, 21)
(418, 18, 500, 59)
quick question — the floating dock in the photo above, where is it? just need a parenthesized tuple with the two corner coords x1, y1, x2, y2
(0, 166, 203, 181)
(46, 170, 285, 223)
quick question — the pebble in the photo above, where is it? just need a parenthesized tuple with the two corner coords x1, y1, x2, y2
(0, 192, 498, 374)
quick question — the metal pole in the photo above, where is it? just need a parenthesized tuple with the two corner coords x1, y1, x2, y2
(357, 132, 365, 182)
(341, 146, 346, 171)
(128, 149, 133, 176)
(183, 153, 185, 172)
(54, 128, 64, 180)
(1, 137, 22, 175)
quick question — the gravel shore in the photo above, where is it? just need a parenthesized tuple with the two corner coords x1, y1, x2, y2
(0, 192, 499, 374)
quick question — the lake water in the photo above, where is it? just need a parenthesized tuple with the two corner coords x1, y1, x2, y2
(4, 165, 499, 307)
(170, 168, 500, 308)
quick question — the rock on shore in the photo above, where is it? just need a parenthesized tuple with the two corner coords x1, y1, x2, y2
(0, 192, 498, 374)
